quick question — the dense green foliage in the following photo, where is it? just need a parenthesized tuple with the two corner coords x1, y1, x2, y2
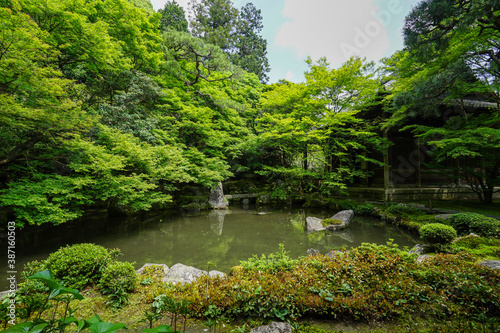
(43, 243, 120, 290)
(0, 0, 263, 226)
(166, 243, 499, 326)
(188, 0, 270, 82)
(384, 0, 500, 203)
(450, 213, 500, 238)
(99, 261, 138, 308)
(451, 235, 500, 260)
(419, 223, 457, 246)
(3, 270, 127, 333)
(386, 203, 422, 217)
(254, 57, 385, 199)
(1, 0, 499, 228)
(4, 244, 500, 331)
(239, 243, 299, 273)
(158, 1, 188, 32)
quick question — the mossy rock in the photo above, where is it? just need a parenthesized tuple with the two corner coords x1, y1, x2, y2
(321, 218, 344, 227)
(229, 266, 244, 276)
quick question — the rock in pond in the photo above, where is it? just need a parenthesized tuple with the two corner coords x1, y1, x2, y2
(250, 322, 293, 333)
(209, 182, 228, 209)
(325, 209, 354, 231)
(306, 217, 326, 232)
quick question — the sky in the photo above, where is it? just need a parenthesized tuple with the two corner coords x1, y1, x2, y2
(150, 0, 422, 83)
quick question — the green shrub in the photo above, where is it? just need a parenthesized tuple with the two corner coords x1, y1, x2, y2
(450, 213, 500, 237)
(451, 236, 500, 259)
(419, 223, 457, 246)
(99, 261, 137, 293)
(239, 243, 299, 273)
(44, 243, 121, 290)
(353, 203, 376, 216)
(386, 203, 422, 217)
(99, 261, 137, 308)
(470, 219, 500, 238)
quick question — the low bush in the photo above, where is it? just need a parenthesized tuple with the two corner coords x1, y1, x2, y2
(44, 243, 121, 290)
(99, 261, 137, 308)
(239, 243, 299, 273)
(179, 243, 500, 325)
(386, 203, 422, 217)
(450, 213, 500, 237)
(451, 235, 500, 259)
(419, 223, 457, 246)
(353, 203, 377, 216)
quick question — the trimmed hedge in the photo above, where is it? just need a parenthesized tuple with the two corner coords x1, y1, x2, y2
(44, 243, 120, 289)
(419, 223, 457, 246)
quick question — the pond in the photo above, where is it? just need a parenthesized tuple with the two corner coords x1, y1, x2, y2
(0, 207, 419, 290)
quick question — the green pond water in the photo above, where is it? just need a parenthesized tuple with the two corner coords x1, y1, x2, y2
(0, 207, 419, 290)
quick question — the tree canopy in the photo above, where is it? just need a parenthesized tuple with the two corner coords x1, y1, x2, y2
(384, 0, 500, 203)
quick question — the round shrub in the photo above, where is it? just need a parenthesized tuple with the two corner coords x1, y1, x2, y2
(450, 213, 500, 237)
(99, 261, 137, 294)
(419, 223, 457, 245)
(44, 243, 120, 290)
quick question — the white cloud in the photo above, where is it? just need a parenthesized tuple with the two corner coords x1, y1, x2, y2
(284, 71, 295, 81)
(275, 0, 391, 66)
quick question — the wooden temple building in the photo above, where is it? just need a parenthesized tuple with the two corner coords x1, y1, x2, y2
(348, 98, 500, 202)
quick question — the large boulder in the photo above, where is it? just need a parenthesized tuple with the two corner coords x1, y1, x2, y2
(161, 263, 227, 284)
(209, 182, 228, 209)
(306, 217, 326, 232)
(250, 322, 293, 333)
(325, 210, 354, 231)
(162, 263, 207, 285)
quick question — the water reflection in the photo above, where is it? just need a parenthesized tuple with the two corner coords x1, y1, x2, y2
(0, 207, 419, 290)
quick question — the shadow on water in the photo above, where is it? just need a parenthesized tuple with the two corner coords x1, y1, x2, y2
(0, 206, 419, 290)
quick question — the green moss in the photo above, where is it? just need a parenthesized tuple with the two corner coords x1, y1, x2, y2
(451, 235, 500, 260)
(321, 218, 343, 227)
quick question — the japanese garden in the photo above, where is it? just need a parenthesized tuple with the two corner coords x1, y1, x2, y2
(0, 0, 499, 332)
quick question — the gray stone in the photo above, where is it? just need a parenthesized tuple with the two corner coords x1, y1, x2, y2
(0, 290, 10, 300)
(242, 198, 250, 205)
(416, 255, 432, 263)
(209, 182, 228, 209)
(306, 217, 326, 232)
(479, 260, 500, 270)
(434, 214, 453, 220)
(250, 322, 293, 333)
(325, 209, 354, 231)
(409, 244, 425, 255)
(161, 263, 207, 285)
(136, 263, 169, 275)
(209, 270, 227, 278)
(306, 248, 320, 256)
